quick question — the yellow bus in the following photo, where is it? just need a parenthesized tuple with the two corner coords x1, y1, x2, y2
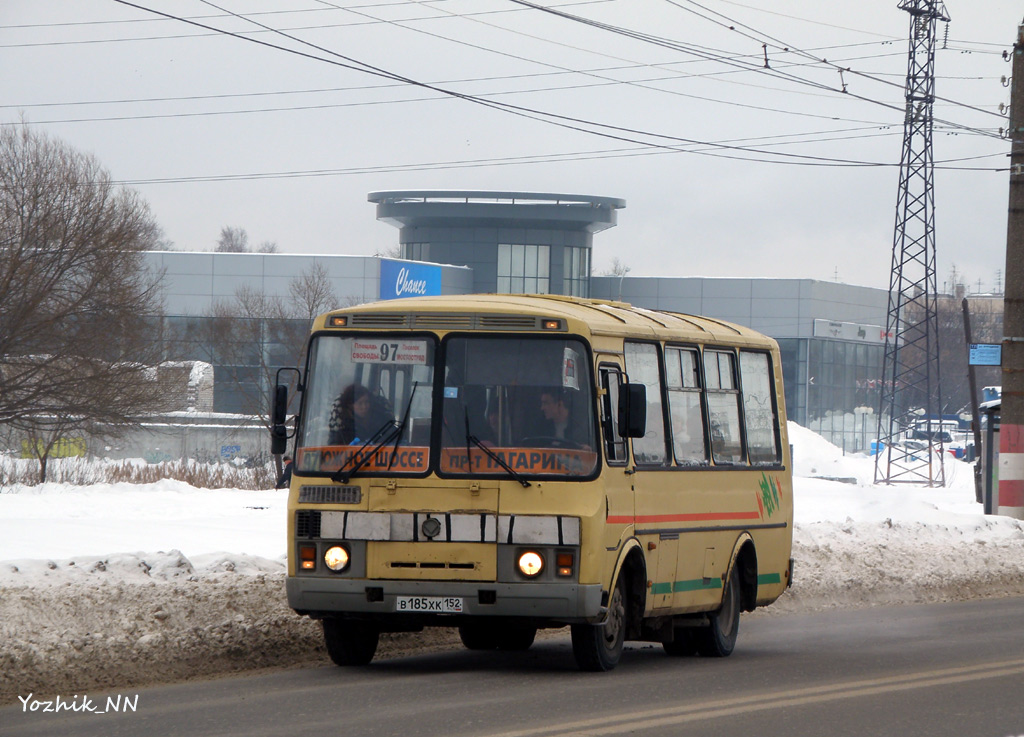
(272, 294, 793, 671)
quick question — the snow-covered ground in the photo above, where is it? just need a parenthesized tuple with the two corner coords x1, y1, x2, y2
(3, 423, 1024, 703)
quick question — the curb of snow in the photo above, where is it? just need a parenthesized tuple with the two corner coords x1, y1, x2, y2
(5, 526, 1024, 705)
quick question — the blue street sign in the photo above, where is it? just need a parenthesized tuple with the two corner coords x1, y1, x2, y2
(969, 343, 1002, 366)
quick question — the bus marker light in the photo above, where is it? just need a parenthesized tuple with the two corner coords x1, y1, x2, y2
(517, 551, 544, 577)
(556, 552, 574, 577)
(328, 315, 348, 327)
(542, 319, 562, 330)
(299, 545, 316, 570)
(324, 545, 350, 572)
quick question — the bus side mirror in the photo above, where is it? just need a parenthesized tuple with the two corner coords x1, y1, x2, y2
(619, 383, 647, 438)
(271, 384, 289, 455)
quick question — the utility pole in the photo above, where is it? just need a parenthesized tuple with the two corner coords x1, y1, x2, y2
(999, 20, 1024, 519)
(962, 298, 982, 501)
(875, 0, 949, 486)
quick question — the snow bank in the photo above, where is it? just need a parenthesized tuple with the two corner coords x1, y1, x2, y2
(3, 423, 1024, 703)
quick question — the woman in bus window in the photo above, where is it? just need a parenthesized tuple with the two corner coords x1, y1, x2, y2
(328, 384, 392, 445)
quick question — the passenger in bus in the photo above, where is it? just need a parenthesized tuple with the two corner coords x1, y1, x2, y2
(328, 384, 392, 445)
(478, 399, 502, 445)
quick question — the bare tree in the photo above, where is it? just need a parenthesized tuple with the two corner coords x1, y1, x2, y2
(257, 240, 278, 253)
(289, 261, 340, 320)
(142, 221, 174, 251)
(216, 226, 249, 252)
(373, 245, 402, 259)
(0, 123, 170, 479)
(603, 257, 631, 277)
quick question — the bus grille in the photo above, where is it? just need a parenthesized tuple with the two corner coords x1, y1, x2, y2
(349, 314, 406, 327)
(478, 315, 543, 330)
(298, 485, 361, 504)
(338, 313, 551, 331)
(296, 510, 321, 538)
(412, 314, 473, 329)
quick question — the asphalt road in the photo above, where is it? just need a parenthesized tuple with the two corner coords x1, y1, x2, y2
(5, 597, 1024, 737)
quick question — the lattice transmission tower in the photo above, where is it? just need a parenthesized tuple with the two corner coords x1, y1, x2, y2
(874, 0, 949, 486)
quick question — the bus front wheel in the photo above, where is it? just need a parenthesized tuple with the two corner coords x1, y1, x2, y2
(322, 617, 379, 666)
(693, 572, 740, 657)
(571, 575, 627, 671)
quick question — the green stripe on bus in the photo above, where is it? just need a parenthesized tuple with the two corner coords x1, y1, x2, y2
(653, 573, 782, 595)
(673, 578, 722, 592)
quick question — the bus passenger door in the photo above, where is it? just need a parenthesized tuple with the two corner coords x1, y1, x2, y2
(597, 362, 635, 577)
(622, 341, 677, 614)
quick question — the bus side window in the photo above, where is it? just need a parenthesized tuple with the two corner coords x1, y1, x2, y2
(665, 346, 708, 465)
(599, 365, 628, 464)
(624, 342, 668, 466)
(739, 351, 780, 464)
(704, 349, 744, 465)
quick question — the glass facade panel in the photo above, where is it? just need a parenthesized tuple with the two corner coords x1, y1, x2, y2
(497, 244, 550, 294)
(564, 246, 590, 297)
(402, 243, 430, 261)
(805, 338, 884, 453)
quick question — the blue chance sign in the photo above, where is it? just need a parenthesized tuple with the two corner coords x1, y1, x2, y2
(379, 259, 442, 300)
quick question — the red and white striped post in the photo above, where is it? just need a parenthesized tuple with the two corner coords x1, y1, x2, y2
(999, 21, 1024, 519)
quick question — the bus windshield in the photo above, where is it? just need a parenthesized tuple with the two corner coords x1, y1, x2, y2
(297, 335, 436, 475)
(440, 336, 597, 478)
(295, 333, 598, 478)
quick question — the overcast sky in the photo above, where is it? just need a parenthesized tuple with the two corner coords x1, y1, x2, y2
(3, 0, 1020, 291)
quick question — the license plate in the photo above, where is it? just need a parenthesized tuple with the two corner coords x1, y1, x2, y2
(394, 596, 464, 613)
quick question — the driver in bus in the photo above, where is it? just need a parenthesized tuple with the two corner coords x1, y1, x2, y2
(328, 384, 392, 445)
(540, 388, 572, 440)
(532, 388, 591, 450)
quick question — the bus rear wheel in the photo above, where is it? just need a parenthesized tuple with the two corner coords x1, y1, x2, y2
(571, 575, 627, 671)
(322, 618, 379, 666)
(693, 572, 740, 657)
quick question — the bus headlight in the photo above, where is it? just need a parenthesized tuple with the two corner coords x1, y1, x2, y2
(324, 545, 350, 572)
(517, 551, 544, 577)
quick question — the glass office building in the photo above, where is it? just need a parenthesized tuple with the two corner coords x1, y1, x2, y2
(146, 191, 889, 447)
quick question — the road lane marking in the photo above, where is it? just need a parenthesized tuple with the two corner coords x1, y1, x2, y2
(484, 657, 1024, 737)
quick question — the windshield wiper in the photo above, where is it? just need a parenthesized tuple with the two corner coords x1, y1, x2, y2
(387, 382, 418, 471)
(464, 408, 531, 488)
(331, 383, 421, 483)
(331, 418, 399, 484)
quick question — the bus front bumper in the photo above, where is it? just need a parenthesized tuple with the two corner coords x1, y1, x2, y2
(287, 577, 604, 623)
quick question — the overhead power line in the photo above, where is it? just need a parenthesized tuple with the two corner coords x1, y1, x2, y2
(659, 0, 1005, 119)
(502, 0, 1002, 139)
(103, 0, 923, 167)
(108, 134, 1003, 188)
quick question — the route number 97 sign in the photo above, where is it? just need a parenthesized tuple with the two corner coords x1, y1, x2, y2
(350, 339, 428, 365)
